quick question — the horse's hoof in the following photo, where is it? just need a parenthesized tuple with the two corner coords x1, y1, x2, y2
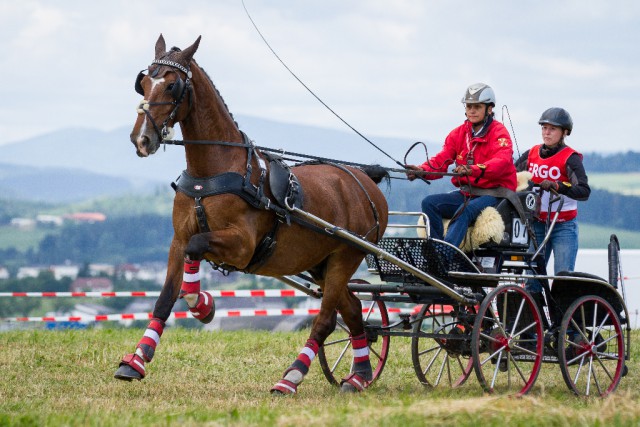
(114, 364, 143, 381)
(340, 382, 358, 393)
(114, 353, 145, 381)
(270, 379, 297, 395)
(199, 308, 215, 324)
(340, 373, 369, 393)
(190, 292, 215, 324)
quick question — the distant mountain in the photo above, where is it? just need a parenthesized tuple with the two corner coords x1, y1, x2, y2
(2, 115, 637, 203)
(0, 115, 428, 179)
(0, 163, 139, 203)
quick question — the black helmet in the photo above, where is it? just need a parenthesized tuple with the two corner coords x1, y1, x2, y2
(538, 107, 573, 135)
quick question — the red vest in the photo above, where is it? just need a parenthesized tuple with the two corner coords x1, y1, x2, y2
(527, 144, 580, 222)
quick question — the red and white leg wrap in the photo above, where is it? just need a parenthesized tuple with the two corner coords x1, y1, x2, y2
(271, 339, 319, 395)
(290, 339, 319, 376)
(179, 259, 215, 322)
(339, 333, 372, 391)
(351, 333, 371, 379)
(136, 318, 165, 362)
(120, 353, 147, 378)
(180, 259, 202, 305)
(119, 317, 166, 379)
(189, 291, 215, 321)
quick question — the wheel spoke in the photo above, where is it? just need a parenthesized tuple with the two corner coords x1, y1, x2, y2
(507, 352, 528, 383)
(423, 346, 443, 375)
(472, 286, 542, 395)
(413, 305, 473, 389)
(318, 291, 390, 387)
(323, 335, 351, 346)
(362, 301, 376, 322)
(435, 352, 447, 386)
(418, 344, 442, 358)
(559, 296, 624, 397)
(329, 341, 352, 374)
(490, 351, 504, 389)
(370, 344, 384, 361)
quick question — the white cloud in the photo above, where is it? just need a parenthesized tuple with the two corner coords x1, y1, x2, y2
(0, 0, 638, 154)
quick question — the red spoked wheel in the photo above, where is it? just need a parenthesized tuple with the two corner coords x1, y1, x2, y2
(411, 303, 474, 388)
(471, 285, 544, 396)
(558, 295, 625, 397)
(317, 283, 390, 386)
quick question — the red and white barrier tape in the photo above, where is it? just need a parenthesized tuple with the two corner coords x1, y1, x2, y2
(3, 307, 415, 323)
(0, 289, 308, 298)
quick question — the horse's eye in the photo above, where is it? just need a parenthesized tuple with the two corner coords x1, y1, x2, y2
(166, 83, 175, 91)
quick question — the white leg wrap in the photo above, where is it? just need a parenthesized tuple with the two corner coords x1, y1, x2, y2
(183, 293, 198, 307)
(284, 369, 304, 385)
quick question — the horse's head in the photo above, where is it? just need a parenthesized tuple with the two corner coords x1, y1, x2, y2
(130, 34, 201, 157)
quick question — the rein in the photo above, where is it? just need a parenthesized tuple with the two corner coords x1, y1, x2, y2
(160, 139, 457, 179)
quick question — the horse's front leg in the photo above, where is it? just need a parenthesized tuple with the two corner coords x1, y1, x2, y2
(114, 241, 185, 381)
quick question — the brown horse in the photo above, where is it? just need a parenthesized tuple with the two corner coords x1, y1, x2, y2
(115, 34, 388, 394)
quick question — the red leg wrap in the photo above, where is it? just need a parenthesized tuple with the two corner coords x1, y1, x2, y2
(189, 291, 215, 321)
(290, 339, 319, 375)
(120, 353, 146, 378)
(270, 378, 298, 395)
(340, 372, 370, 392)
(351, 333, 372, 381)
(180, 259, 202, 298)
(136, 318, 165, 362)
(178, 259, 215, 323)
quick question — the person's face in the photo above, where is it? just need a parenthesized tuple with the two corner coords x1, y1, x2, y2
(541, 124, 565, 147)
(465, 103, 490, 124)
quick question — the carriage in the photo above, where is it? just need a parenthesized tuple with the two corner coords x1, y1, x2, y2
(117, 34, 630, 398)
(306, 192, 631, 397)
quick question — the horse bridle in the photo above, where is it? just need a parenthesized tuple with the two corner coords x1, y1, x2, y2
(135, 56, 192, 140)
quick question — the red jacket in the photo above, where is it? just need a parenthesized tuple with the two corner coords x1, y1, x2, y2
(420, 119, 517, 192)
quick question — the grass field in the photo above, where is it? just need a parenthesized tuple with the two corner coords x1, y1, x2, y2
(589, 173, 640, 196)
(1, 327, 639, 426)
(579, 223, 640, 249)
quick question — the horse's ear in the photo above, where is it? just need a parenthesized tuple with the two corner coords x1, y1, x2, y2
(180, 36, 201, 64)
(155, 34, 167, 59)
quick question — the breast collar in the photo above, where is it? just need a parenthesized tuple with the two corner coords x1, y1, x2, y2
(171, 131, 269, 212)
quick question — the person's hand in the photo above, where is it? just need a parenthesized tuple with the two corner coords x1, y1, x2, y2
(404, 165, 422, 181)
(539, 179, 559, 191)
(453, 164, 472, 176)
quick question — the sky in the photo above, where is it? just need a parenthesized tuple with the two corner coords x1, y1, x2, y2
(1, 0, 639, 155)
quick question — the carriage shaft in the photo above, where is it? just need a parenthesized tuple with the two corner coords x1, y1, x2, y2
(290, 207, 475, 304)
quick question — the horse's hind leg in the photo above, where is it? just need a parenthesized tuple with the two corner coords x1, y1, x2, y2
(335, 290, 373, 392)
(271, 255, 366, 395)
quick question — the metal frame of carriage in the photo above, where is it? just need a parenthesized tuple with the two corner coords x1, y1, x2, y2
(277, 188, 631, 397)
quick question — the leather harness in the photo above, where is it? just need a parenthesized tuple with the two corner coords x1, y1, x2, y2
(170, 132, 381, 274)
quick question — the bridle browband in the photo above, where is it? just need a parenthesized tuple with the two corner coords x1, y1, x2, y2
(135, 55, 192, 140)
(150, 59, 192, 77)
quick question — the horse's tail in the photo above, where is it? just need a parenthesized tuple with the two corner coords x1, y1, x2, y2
(359, 164, 390, 185)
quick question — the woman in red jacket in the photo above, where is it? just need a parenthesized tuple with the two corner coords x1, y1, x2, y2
(406, 83, 517, 248)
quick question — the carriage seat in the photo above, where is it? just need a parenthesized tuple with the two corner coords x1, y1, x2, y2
(416, 172, 534, 252)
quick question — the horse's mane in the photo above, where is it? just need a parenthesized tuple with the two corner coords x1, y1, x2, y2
(165, 46, 239, 130)
(191, 58, 239, 130)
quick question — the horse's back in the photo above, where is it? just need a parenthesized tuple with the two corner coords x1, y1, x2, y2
(292, 163, 388, 240)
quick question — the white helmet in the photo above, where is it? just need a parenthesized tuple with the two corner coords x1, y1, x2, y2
(461, 83, 496, 106)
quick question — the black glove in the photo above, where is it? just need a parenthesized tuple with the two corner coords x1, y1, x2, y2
(539, 179, 558, 191)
